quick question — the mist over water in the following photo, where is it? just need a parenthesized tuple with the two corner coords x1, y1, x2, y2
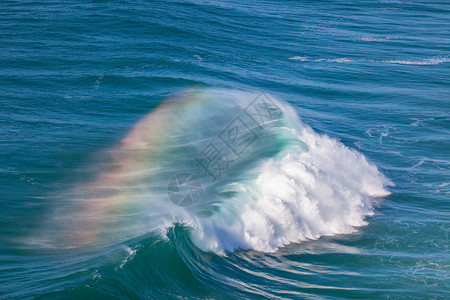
(1, 1, 448, 299)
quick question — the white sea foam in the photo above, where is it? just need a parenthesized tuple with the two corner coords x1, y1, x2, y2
(289, 56, 309, 61)
(288, 56, 449, 65)
(289, 56, 355, 63)
(384, 57, 449, 65)
(330, 58, 354, 63)
(358, 36, 395, 42)
(186, 97, 392, 253)
(116, 246, 138, 270)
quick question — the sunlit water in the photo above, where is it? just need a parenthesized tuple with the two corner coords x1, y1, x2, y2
(0, 1, 449, 298)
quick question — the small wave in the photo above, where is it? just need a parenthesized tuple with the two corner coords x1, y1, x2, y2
(410, 118, 435, 126)
(116, 246, 138, 270)
(288, 56, 309, 61)
(289, 56, 449, 65)
(384, 57, 449, 65)
(318, 58, 354, 63)
(289, 56, 355, 63)
(94, 75, 103, 88)
(358, 36, 395, 42)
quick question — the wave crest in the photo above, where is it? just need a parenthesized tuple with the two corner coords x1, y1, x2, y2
(190, 117, 392, 253)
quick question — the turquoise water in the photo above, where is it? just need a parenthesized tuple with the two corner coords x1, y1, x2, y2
(1, 0, 449, 299)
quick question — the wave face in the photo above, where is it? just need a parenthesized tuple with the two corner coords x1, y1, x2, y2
(35, 88, 391, 254)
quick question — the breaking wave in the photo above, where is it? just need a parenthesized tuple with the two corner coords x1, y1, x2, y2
(35, 88, 392, 254)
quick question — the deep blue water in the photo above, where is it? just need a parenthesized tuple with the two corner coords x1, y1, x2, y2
(1, 0, 449, 299)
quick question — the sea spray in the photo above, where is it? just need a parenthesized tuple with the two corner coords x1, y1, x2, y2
(36, 88, 392, 253)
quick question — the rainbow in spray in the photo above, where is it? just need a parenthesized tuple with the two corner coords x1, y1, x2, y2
(40, 88, 392, 252)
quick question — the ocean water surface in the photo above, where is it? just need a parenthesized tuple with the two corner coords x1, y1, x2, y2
(0, 0, 449, 299)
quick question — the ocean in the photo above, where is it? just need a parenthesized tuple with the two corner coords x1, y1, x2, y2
(0, 0, 449, 299)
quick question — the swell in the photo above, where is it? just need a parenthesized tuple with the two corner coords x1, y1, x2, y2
(32, 225, 260, 299)
(36, 222, 378, 299)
